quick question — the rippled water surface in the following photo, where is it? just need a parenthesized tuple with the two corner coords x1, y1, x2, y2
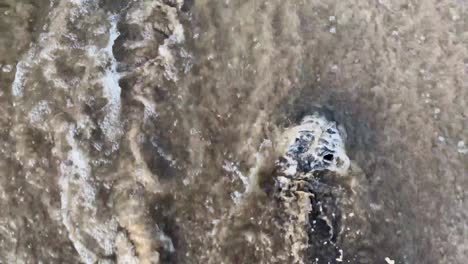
(0, 0, 467, 263)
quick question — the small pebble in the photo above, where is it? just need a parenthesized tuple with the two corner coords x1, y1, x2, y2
(2, 65, 12, 73)
(457, 141, 467, 154)
(183, 178, 189, 185)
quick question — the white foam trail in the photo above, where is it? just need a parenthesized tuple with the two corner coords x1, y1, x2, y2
(59, 124, 98, 264)
(223, 161, 249, 188)
(158, 5, 186, 81)
(223, 160, 249, 204)
(11, 0, 72, 98)
(58, 122, 119, 263)
(11, 48, 35, 97)
(100, 16, 123, 146)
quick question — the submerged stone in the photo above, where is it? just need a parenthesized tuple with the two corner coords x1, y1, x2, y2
(275, 114, 351, 263)
(278, 114, 350, 177)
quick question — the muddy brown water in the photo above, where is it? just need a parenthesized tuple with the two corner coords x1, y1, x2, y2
(0, 0, 466, 263)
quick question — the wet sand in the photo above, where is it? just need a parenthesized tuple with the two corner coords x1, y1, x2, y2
(0, 0, 466, 263)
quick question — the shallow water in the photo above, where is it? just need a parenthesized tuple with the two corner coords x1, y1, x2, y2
(0, 0, 467, 263)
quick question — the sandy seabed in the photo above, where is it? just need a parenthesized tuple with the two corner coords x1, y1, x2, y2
(0, 0, 466, 263)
